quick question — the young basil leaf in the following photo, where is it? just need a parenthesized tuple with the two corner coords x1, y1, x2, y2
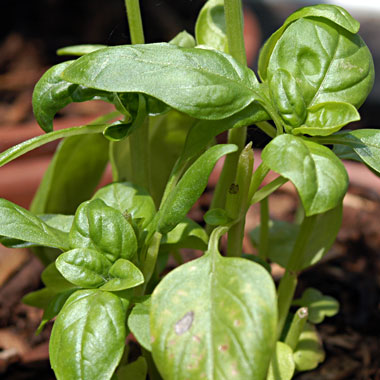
(0, 199, 69, 250)
(170, 31, 196, 48)
(57, 44, 107, 56)
(250, 204, 342, 269)
(293, 288, 339, 324)
(195, 0, 228, 53)
(150, 229, 277, 379)
(32, 61, 113, 132)
(93, 182, 156, 230)
(50, 289, 127, 380)
(61, 43, 261, 120)
(56, 248, 112, 288)
(181, 101, 269, 163)
(258, 4, 360, 80)
(293, 323, 325, 372)
(116, 356, 148, 380)
(157, 144, 238, 233)
(127, 297, 151, 351)
(333, 129, 380, 175)
(262, 135, 348, 216)
(36, 289, 77, 334)
(266, 18, 374, 111)
(100, 258, 144, 291)
(269, 69, 306, 128)
(160, 217, 208, 251)
(69, 199, 137, 262)
(267, 342, 295, 380)
(292, 102, 360, 136)
(31, 133, 109, 215)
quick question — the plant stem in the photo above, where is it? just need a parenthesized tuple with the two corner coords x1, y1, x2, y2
(124, 0, 145, 44)
(284, 307, 308, 350)
(277, 215, 316, 338)
(210, 0, 248, 215)
(256, 121, 277, 138)
(259, 197, 269, 261)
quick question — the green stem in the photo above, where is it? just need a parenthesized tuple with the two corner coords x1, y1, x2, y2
(250, 176, 288, 205)
(284, 307, 308, 350)
(256, 121, 277, 138)
(277, 215, 316, 338)
(124, 0, 145, 44)
(142, 231, 162, 288)
(259, 197, 269, 261)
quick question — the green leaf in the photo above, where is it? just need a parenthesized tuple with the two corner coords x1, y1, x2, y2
(56, 248, 112, 288)
(100, 259, 144, 291)
(150, 230, 277, 379)
(0, 199, 69, 250)
(181, 101, 269, 163)
(269, 69, 306, 128)
(42, 262, 76, 290)
(262, 135, 348, 216)
(31, 133, 109, 215)
(116, 357, 148, 380)
(170, 31, 196, 48)
(258, 4, 361, 80)
(32, 61, 113, 132)
(292, 102, 360, 136)
(195, 0, 228, 53)
(267, 342, 295, 380)
(160, 217, 208, 251)
(93, 182, 156, 230)
(50, 289, 127, 380)
(333, 129, 380, 175)
(23, 287, 62, 310)
(70, 199, 137, 263)
(128, 297, 152, 351)
(293, 288, 339, 324)
(204, 208, 230, 226)
(57, 44, 107, 56)
(266, 18, 374, 110)
(250, 204, 342, 269)
(157, 144, 238, 233)
(62, 43, 260, 120)
(37, 289, 77, 334)
(293, 323, 325, 372)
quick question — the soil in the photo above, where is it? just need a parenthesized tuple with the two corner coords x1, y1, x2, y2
(1, 1, 380, 379)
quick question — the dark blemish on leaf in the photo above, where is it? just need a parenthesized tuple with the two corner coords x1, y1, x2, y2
(229, 183, 239, 194)
(175, 311, 194, 335)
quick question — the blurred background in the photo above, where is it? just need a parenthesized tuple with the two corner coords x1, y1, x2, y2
(0, 1, 379, 379)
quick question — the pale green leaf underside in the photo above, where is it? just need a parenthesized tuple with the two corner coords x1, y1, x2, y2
(150, 252, 277, 380)
(62, 43, 259, 120)
(57, 44, 107, 56)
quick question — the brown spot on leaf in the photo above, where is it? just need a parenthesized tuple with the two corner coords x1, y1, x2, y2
(192, 335, 201, 343)
(234, 320, 241, 327)
(175, 311, 194, 335)
(218, 344, 229, 352)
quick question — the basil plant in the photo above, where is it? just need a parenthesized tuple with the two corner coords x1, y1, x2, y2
(0, 1, 376, 379)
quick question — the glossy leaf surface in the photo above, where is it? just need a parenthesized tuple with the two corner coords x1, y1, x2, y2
(56, 248, 112, 288)
(128, 297, 151, 351)
(32, 61, 112, 132)
(62, 43, 260, 120)
(150, 237, 277, 379)
(267, 342, 295, 380)
(262, 135, 348, 215)
(258, 4, 360, 80)
(50, 289, 127, 380)
(157, 144, 237, 233)
(69, 199, 137, 262)
(292, 102, 360, 136)
(293, 288, 339, 324)
(93, 182, 156, 230)
(195, 0, 228, 53)
(31, 133, 109, 215)
(0, 199, 68, 250)
(100, 259, 144, 291)
(267, 18, 374, 110)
